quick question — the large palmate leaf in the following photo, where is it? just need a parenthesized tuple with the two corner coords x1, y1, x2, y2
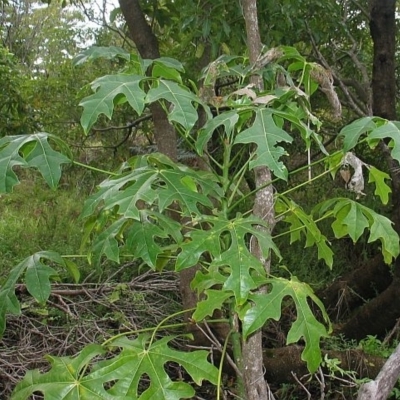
(0, 251, 77, 337)
(338, 116, 379, 151)
(276, 197, 333, 267)
(177, 214, 280, 304)
(196, 110, 239, 154)
(81, 154, 221, 266)
(0, 133, 71, 193)
(234, 108, 292, 180)
(83, 203, 182, 270)
(242, 276, 331, 373)
(124, 210, 182, 269)
(11, 344, 108, 400)
(12, 335, 218, 400)
(80, 74, 146, 133)
(81, 153, 222, 220)
(316, 198, 400, 264)
(367, 120, 400, 164)
(73, 45, 131, 65)
(339, 117, 400, 164)
(147, 80, 209, 131)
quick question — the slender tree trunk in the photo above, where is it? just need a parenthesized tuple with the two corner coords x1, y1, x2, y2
(240, 0, 276, 398)
(118, 0, 177, 161)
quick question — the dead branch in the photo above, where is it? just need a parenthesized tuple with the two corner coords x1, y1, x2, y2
(357, 343, 400, 400)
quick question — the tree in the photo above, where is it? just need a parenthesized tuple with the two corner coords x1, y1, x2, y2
(2, 1, 400, 399)
(3, 44, 400, 400)
(0, 46, 35, 135)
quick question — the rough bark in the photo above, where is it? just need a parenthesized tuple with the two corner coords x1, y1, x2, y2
(357, 343, 400, 400)
(118, 0, 177, 161)
(369, 0, 396, 121)
(369, 0, 400, 233)
(240, 0, 275, 399)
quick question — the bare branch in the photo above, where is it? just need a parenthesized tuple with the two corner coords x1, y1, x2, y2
(357, 343, 400, 400)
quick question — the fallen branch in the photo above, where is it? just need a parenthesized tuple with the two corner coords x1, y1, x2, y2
(357, 342, 400, 399)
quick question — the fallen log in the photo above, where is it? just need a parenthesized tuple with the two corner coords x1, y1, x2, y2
(319, 254, 392, 321)
(263, 345, 385, 385)
(337, 277, 400, 340)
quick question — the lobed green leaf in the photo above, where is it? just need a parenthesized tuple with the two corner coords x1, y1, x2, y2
(242, 276, 330, 373)
(146, 80, 205, 131)
(277, 197, 333, 267)
(367, 166, 391, 205)
(73, 45, 130, 65)
(0, 251, 74, 337)
(79, 74, 146, 134)
(178, 214, 280, 304)
(317, 198, 400, 264)
(367, 120, 400, 164)
(0, 133, 71, 193)
(234, 108, 292, 180)
(12, 334, 218, 399)
(339, 117, 377, 151)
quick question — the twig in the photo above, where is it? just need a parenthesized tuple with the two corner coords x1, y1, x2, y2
(315, 367, 326, 400)
(291, 372, 311, 399)
(195, 321, 242, 379)
(383, 318, 400, 346)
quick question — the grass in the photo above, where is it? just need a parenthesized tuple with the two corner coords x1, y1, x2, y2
(0, 176, 87, 280)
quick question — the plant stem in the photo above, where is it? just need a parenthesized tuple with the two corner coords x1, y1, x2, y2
(72, 160, 118, 176)
(230, 311, 246, 398)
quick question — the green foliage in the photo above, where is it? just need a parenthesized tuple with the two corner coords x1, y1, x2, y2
(241, 276, 331, 373)
(0, 46, 35, 136)
(78, 55, 194, 134)
(340, 117, 400, 166)
(367, 166, 392, 205)
(315, 198, 399, 264)
(80, 153, 222, 267)
(0, 133, 72, 193)
(12, 335, 218, 400)
(4, 46, 400, 398)
(73, 46, 130, 65)
(276, 196, 334, 268)
(0, 251, 78, 337)
(359, 335, 393, 358)
(80, 74, 147, 134)
(234, 109, 293, 180)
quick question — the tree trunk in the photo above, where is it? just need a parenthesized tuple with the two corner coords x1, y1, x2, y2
(118, 0, 177, 161)
(240, 0, 276, 399)
(369, 0, 400, 232)
(369, 0, 396, 121)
